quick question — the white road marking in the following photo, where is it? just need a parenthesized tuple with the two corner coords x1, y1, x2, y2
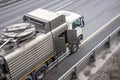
(54, 1, 74, 11)
(80, 13, 120, 46)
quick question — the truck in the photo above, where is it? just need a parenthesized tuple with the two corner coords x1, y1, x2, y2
(0, 8, 84, 80)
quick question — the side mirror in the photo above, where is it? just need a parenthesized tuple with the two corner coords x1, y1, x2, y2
(81, 17, 85, 28)
(23, 16, 27, 22)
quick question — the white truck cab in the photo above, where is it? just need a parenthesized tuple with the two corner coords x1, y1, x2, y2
(56, 10, 84, 40)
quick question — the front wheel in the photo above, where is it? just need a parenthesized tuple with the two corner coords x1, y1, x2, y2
(71, 44, 78, 54)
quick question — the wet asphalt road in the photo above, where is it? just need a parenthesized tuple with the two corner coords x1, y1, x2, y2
(0, 0, 120, 80)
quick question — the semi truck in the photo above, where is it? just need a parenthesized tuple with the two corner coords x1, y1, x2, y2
(0, 8, 84, 80)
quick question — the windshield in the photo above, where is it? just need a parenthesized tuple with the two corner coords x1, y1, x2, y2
(72, 18, 81, 29)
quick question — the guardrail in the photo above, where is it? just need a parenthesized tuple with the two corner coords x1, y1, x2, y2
(58, 26, 120, 80)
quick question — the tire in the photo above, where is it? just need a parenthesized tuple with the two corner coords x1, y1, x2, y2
(34, 66, 47, 80)
(71, 44, 78, 54)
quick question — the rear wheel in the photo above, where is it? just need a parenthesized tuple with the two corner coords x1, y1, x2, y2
(71, 44, 78, 53)
(34, 66, 47, 80)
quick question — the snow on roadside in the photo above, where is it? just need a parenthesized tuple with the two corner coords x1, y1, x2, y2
(78, 37, 120, 80)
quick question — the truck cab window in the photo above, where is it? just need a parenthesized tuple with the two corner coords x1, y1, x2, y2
(72, 18, 81, 29)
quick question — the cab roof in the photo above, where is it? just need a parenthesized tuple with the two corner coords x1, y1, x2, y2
(56, 10, 82, 23)
(27, 8, 62, 21)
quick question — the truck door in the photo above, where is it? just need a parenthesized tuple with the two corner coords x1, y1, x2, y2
(54, 37, 66, 54)
(72, 18, 84, 40)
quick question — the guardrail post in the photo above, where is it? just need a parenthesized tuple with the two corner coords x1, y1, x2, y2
(90, 50, 95, 63)
(118, 30, 120, 36)
(71, 68, 77, 80)
(105, 37, 111, 48)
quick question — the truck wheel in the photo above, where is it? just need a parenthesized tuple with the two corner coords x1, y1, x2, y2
(34, 66, 47, 80)
(71, 44, 78, 54)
